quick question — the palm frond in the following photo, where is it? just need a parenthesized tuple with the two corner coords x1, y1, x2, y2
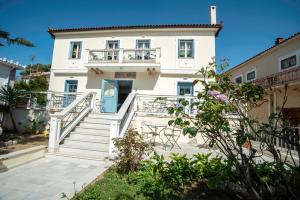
(7, 38, 35, 47)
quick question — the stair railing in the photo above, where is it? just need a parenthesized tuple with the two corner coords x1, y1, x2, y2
(48, 92, 96, 152)
(108, 92, 136, 154)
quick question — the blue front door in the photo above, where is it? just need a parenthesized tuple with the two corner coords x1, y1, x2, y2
(177, 82, 193, 96)
(64, 80, 78, 107)
(101, 79, 118, 113)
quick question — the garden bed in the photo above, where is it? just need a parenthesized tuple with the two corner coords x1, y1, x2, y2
(71, 167, 241, 200)
(0, 133, 47, 155)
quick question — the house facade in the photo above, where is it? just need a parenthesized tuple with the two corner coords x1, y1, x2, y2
(48, 7, 221, 113)
(47, 6, 223, 158)
(227, 32, 300, 124)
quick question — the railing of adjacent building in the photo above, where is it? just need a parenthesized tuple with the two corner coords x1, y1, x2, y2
(252, 66, 300, 88)
(87, 48, 160, 64)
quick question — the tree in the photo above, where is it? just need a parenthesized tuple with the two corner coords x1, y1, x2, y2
(164, 61, 300, 199)
(0, 86, 22, 131)
(0, 28, 34, 47)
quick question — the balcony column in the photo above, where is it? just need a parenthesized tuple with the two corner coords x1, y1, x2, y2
(155, 48, 160, 64)
(84, 49, 89, 63)
(119, 49, 124, 63)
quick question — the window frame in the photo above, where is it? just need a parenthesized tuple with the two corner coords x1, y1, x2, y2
(69, 41, 82, 59)
(246, 69, 256, 82)
(278, 51, 299, 72)
(234, 74, 243, 84)
(178, 39, 194, 59)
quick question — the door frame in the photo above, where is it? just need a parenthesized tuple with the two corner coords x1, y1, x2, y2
(100, 79, 133, 113)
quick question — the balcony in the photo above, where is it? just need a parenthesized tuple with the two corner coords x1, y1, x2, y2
(252, 66, 300, 88)
(85, 48, 161, 72)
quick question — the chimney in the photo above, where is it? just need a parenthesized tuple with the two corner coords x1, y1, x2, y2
(275, 37, 284, 45)
(210, 6, 217, 24)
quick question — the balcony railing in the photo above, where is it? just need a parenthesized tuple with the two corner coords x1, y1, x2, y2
(252, 66, 300, 88)
(87, 48, 160, 64)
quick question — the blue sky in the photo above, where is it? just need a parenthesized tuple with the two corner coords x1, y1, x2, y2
(0, 0, 299, 69)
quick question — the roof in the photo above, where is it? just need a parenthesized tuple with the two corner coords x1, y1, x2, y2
(0, 58, 24, 70)
(227, 32, 300, 73)
(48, 23, 223, 38)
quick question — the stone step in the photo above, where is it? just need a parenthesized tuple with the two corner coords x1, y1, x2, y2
(83, 117, 111, 124)
(54, 151, 109, 161)
(63, 139, 109, 150)
(74, 127, 110, 135)
(78, 122, 110, 130)
(67, 134, 110, 143)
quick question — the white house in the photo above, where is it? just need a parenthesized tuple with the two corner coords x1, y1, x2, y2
(0, 58, 23, 88)
(47, 6, 222, 159)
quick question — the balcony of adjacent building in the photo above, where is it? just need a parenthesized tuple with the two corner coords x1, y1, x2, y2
(84, 48, 161, 73)
(252, 66, 300, 88)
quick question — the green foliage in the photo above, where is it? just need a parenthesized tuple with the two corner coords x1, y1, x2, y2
(20, 63, 51, 75)
(165, 61, 300, 199)
(68, 167, 147, 200)
(15, 76, 48, 92)
(24, 118, 45, 135)
(113, 128, 153, 174)
(0, 86, 23, 131)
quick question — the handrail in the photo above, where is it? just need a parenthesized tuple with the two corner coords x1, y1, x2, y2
(48, 92, 95, 152)
(116, 92, 136, 120)
(51, 92, 92, 118)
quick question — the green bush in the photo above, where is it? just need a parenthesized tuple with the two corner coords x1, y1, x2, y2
(113, 128, 153, 174)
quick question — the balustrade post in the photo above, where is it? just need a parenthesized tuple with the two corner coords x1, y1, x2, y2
(48, 116, 61, 153)
(119, 49, 124, 63)
(84, 49, 89, 63)
(109, 120, 120, 155)
(46, 92, 53, 111)
(90, 92, 96, 110)
(155, 48, 160, 63)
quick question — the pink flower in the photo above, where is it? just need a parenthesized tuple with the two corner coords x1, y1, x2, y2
(208, 90, 229, 103)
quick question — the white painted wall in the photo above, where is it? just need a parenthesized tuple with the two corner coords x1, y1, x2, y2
(0, 63, 15, 88)
(49, 28, 216, 96)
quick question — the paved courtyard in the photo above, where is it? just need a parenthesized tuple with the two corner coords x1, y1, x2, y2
(0, 155, 111, 200)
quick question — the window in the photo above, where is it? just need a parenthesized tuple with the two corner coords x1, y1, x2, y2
(106, 40, 119, 60)
(178, 40, 194, 58)
(69, 42, 82, 59)
(246, 70, 256, 81)
(177, 82, 193, 96)
(104, 81, 115, 97)
(136, 40, 151, 60)
(281, 55, 297, 70)
(235, 75, 242, 84)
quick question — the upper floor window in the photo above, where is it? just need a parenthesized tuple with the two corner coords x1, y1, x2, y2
(246, 70, 256, 81)
(106, 40, 119, 60)
(235, 75, 242, 84)
(178, 40, 194, 58)
(280, 55, 297, 70)
(69, 42, 82, 59)
(136, 40, 151, 60)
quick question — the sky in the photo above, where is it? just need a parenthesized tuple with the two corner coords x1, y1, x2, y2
(0, 0, 300, 70)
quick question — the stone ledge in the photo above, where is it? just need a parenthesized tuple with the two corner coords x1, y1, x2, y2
(0, 145, 47, 172)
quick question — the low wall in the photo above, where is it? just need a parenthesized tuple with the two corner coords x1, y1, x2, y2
(2, 108, 50, 133)
(0, 145, 47, 172)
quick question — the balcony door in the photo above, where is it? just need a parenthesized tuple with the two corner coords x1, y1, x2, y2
(106, 40, 119, 61)
(136, 40, 150, 60)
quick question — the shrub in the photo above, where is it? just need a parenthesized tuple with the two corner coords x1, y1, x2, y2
(113, 128, 153, 174)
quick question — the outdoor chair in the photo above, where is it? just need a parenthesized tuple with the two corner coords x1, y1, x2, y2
(162, 126, 182, 150)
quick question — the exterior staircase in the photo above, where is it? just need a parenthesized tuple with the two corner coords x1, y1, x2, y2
(55, 113, 111, 160)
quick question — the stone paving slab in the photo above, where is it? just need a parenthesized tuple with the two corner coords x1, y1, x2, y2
(0, 155, 111, 200)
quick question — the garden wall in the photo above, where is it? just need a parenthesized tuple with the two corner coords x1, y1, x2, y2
(2, 108, 50, 133)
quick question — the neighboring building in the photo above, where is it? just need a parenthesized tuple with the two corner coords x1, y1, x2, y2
(226, 32, 300, 124)
(48, 6, 222, 113)
(0, 58, 24, 88)
(22, 71, 51, 83)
